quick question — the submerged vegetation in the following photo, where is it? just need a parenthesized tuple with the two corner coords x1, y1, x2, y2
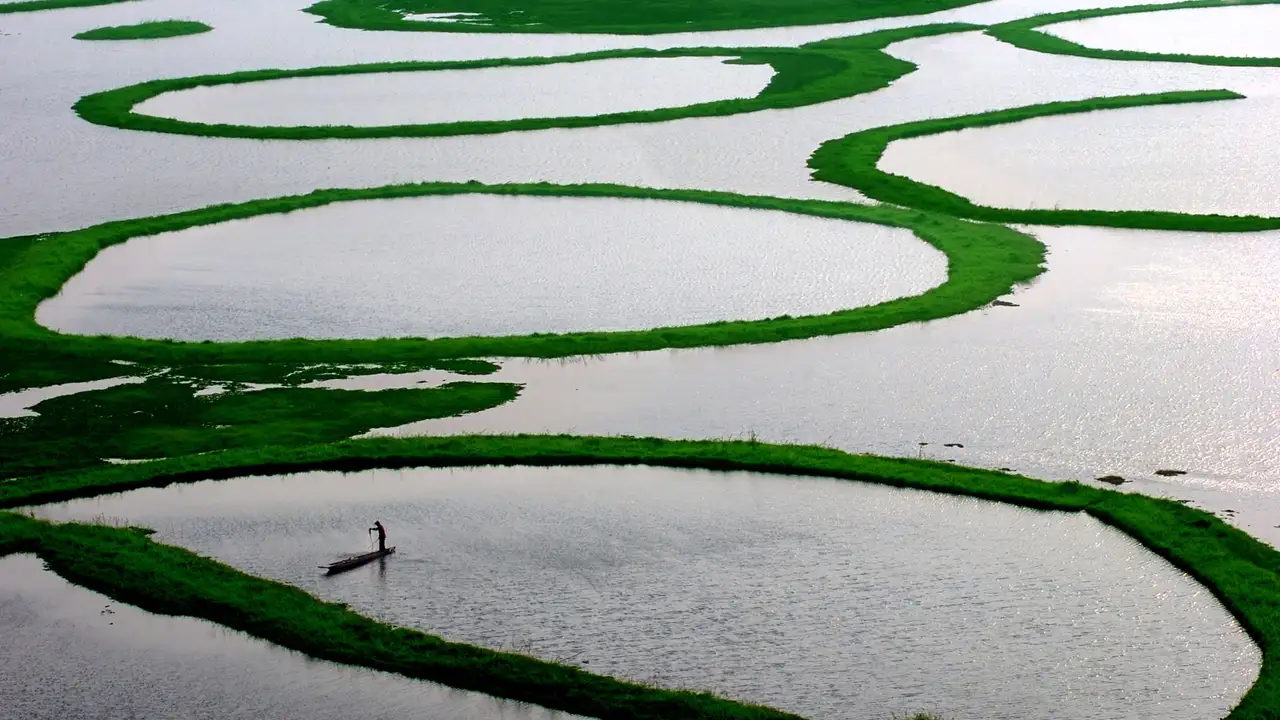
(1, 435, 1278, 717)
(987, 0, 1280, 67)
(807, 89, 1280, 231)
(0, 181, 1044, 377)
(73, 20, 213, 41)
(302, 0, 987, 34)
(74, 24, 978, 140)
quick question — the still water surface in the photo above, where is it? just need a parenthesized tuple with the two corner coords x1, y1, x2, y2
(879, 92, 1280, 216)
(0, 554, 581, 720)
(37, 194, 944, 341)
(135, 56, 775, 127)
(1044, 5, 1280, 58)
(31, 465, 1261, 720)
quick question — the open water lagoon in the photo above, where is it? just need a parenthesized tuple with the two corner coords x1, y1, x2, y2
(134, 56, 776, 127)
(30, 465, 1260, 720)
(0, 554, 583, 720)
(36, 194, 944, 340)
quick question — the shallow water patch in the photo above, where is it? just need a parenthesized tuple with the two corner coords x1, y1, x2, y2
(1044, 4, 1280, 58)
(37, 194, 945, 341)
(30, 464, 1260, 720)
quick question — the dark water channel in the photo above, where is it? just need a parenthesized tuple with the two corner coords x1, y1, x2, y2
(30, 466, 1260, 720)
(0, 554, 583, 720)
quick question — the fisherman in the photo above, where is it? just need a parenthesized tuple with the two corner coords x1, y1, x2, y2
(368, 520, 387, 552)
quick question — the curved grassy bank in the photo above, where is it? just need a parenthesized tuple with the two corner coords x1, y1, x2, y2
(74, 20, 212, 40)
(987, 0, 1280, 67)
(1, 435, 1277, 717)
(0, 181, 1044, 370)
(303, 0, 986, 34)
(0, 0, 135, 14)
(808, 89, 1280, 231)
(73, 24, 976, 140)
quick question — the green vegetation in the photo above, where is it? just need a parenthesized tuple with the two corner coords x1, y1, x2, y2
(0, 181, 1044, 386)
(0, 377, 519, 479)
(74, 20, 213, 41)
(1, 435, 1276, 717)
(808, 89, 1280, 231)
(987, 0, 1280, 67)
(0, 0, 135, 14)
(74, 25, 978, 141)
(303, 0, 987, 34)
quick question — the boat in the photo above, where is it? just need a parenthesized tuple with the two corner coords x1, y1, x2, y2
(320, 546, 396, 575)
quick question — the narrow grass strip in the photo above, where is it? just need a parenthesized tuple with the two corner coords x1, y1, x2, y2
(2, 435, 1276, 716)
(0, 0, 135, 14)
(73, 24, 978, 140)
(807, 89, 1280, 231)
(0, 181, 1045, 366)
(301, 0, 987, 35)
(987, 0, 1280, 67)
(74, 19, 212, 40)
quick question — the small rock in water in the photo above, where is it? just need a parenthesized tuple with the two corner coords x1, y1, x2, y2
(998, 467, 1012, 472)
(944, 443, 964, 448)
(1096, 475, 1127, 486)
(991, 299, 1020, 307)
(1155, 469, 1188, 477)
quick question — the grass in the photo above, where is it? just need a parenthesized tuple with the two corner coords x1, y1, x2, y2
(302, 0, 989, 34)
(73, 20, 212, 41)
(73, 24, 979, 141)
(987, 0, 1280, 67)
(0, 0, 135, 14)
(0, 377, 519, 479)
(807, 89, 1280, 231)
(1, 434, 1277, 717)
(0, 181, 1045, 386)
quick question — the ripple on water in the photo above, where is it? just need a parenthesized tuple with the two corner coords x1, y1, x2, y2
(30, 465, 1261, 720)
(0, 554, 583, 720)
(36, 194, 946, 341)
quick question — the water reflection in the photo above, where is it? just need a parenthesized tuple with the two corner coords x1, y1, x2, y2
(31, 465, 1261, 720)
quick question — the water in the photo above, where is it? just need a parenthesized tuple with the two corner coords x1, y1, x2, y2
(1044, 4, 1280, 59)
(134, 56, 775, 128)
(36, 194, 944, 341)
(0, 376, 144, 418)
(879, 90, 1280, 216)
(389, 226, 1280, 544)
(28, 465, 1260, 720)
(0, 553, 584, 720)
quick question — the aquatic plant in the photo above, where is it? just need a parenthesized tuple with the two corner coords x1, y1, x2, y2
(74, 20, 213, 41)
(807, 89, 1280, 231)
(1, 435, 1276, 717)
(0, 181, 1044, 384)
(0, 0, 136, 14)
(987, 0, 1280, 67)
(72, 24, 978, 140)
(302, 0, 987, 34)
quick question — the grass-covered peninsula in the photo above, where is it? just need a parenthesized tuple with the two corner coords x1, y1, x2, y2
(73, 24, 978, 141)
(2, 435, 1277, 718)
(987, 0, 1280, 67)
(74, 20, 212, 40)
(808, 89, 1280, 231)
(0, 181, 1044, 381)
(303, 0, 986, 34)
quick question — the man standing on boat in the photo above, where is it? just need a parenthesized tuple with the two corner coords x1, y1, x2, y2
(369, 521, 387, 552)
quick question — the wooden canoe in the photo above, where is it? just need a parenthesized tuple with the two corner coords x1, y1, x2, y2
(320, 546, 396, 575)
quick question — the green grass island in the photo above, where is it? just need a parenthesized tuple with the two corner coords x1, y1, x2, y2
(72, 24, 976, 140)
(73, 19, 213, 41)
(2, 435, 1278, 718)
